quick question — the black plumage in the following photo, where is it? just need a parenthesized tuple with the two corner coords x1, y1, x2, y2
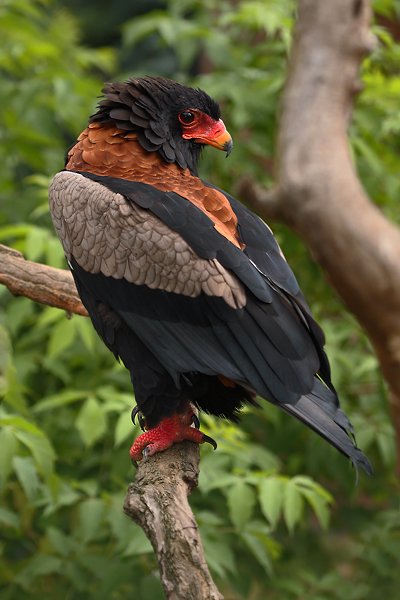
(49, 77, 372, 474)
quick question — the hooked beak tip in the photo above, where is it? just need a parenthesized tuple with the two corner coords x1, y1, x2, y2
(224, 139, 233, 157)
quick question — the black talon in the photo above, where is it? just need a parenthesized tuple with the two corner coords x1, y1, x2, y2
(131, 406, 139, 424)
(202, 434, 217, 451)
(191, 414, 201, 429)
(131, 406, 146, 431)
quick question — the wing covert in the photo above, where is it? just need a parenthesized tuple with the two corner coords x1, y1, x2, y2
(49, 171, 246, 309)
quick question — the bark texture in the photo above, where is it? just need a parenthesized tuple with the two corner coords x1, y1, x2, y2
(240, 0, 400, 466)
(124, 442, 223, 600)
(0, 244, 87, 317)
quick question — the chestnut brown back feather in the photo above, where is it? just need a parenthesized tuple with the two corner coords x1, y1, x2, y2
(65, 123, 242, 249)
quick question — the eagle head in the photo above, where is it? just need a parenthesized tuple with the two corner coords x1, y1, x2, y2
(90, 76, 233, 175)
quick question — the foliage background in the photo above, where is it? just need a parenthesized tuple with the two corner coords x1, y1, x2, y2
(0, 0, 399, 598)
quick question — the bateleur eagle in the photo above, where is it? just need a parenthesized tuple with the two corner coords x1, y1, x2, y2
(49, 76, 372, 474)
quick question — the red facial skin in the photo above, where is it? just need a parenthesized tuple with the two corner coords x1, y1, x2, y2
(179, 110, 233, 151)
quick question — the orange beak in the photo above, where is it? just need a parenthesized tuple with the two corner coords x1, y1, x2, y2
(183, 118, 233, 156)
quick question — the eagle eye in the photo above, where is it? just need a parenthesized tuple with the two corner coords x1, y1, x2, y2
(178, 111, 196, 125)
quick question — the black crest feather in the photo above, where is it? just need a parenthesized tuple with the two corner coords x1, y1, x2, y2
(90, 76, 221, 175)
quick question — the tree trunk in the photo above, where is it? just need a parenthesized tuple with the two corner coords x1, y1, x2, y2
(124, 442, 223, 600)
(240, 0, 400, 469)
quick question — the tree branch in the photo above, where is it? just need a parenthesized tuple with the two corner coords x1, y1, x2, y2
(236, 177, 282, 220)
(0, 244, 87, 317)
(240, 0, 400, 467)
(124, 442, 223, 600)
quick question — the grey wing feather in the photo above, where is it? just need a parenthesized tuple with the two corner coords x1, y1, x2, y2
(49, 171, 246, 309)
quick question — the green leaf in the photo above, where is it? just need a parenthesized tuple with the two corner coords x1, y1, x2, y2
(123, 525, 153, 556)
(290, 477, 332, 531)
(200, 473, 239, 493)
(2, 364, 27, 411)
(14, 430, 55, 477)
(13, 456, 41, 501)
(42, 480, 81, 516)
(0, 427, 18, 488)
(293, 476, 333, 502)
(114, 411, 134, 447)
(197, 452, 231, 492)
(376, 428, 396, 466)
(16, 554, 63, 589)
(47, 527, 75, 557)
(76, 396, 107, 447)
(0, 224, 32, 242)
(107, 496, 134, 550)
(240, 443, 280, 471)
(34, 389, 88, 413)
(240, 529, 273, 574)
(301, 488, 331, 530)
(0, 415, 44, 436)
(76, 479, 99, 497)
(227, 480, 255, 531)
(139, 575, 165, 600)
(259, 476, 286, 529)
(202, 536, 236, 578)
(5, 298, 34, 336)
(36, 307, 64, 327)
(47, 317, 76, 358)
(0, 507, 20, 529)
(25, 226, 48, 261)
(1, 415, 56, 476)
(96, 387, 134, 408)
(76, 317, 96, 352)
(45, 236, 66, 268)
(283, 480, 304, 534)
(196, 511, 224, 527)
(77, 498, 106, 542)
(122, 12, 169, 47)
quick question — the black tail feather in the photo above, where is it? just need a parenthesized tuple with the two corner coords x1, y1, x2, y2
(280, 379, 373, 476)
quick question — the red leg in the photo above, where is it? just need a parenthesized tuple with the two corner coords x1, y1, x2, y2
(130, 404, 216, 462)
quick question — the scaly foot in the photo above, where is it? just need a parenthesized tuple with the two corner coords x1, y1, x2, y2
(129, 406, 216, 462)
